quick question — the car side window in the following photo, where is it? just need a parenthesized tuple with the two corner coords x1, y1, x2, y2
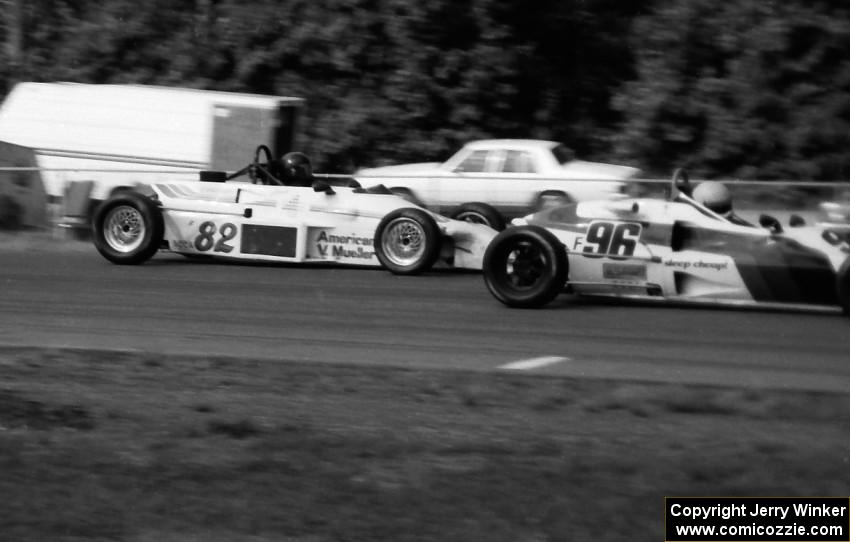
(502, 150, 536, 173)
(455, 150, 488, 172)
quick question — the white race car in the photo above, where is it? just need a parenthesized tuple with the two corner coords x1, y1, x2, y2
(91, 146, 496, 274)
(483, 170, 850, 315)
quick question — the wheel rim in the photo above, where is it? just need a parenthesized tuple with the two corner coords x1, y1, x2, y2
(381, 217, 426, 267)
(103, 205, 146, 253)
(503, 240, 548, 290)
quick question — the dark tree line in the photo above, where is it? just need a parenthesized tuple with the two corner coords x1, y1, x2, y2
(1, 0, 849, 179)
(614, 0, 850, 180)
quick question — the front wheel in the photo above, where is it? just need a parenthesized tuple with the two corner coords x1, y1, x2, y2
(92, 192, 164, 265)
(374, 208, 441, 275)
(483, 226, 568, 308)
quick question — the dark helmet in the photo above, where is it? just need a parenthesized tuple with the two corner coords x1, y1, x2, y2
(279, 152, 313, 186)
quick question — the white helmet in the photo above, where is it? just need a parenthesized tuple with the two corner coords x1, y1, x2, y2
(692, 181, 733, 215)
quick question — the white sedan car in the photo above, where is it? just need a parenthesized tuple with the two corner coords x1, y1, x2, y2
(355, 139, 641, 229)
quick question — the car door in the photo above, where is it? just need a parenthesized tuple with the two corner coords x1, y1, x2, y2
(437, 148, 506, 211)
(451, 148, 539, 212)
(498, 149, 540, 213)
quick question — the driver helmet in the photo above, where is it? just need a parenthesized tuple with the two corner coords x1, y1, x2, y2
(279, 152, 313, 186)
(692, 181, 733, 215)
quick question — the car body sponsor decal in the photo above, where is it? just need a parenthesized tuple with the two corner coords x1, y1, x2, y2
(281, 194, 300, 211)
(313, 230, 375, 260)
(664, 258, 729, 271)
(602, 263, 647, 280)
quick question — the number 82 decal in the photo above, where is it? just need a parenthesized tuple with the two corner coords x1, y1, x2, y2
(581, 221, 642, 259)
(193, 221, 238, 253)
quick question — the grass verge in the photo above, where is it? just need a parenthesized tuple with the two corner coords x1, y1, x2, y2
(1, 347, 848, 541)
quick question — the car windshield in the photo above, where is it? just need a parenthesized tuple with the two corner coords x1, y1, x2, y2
(676, 191, 756, 228)
(551, 144, 576, 165)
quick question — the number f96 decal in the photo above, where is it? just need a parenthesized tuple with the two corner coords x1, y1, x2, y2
(581, 221, 642, 259)
(193, 221, 237, 253)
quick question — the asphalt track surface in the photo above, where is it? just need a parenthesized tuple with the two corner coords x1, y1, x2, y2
(1, 246, 849, 392)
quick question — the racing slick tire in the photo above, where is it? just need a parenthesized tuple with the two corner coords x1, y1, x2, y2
(451, 202, 506, 231)
(837, 260, 850, 316)
(92, 192, 164, 265)
(483, 225, 568, 309)
(374, 208, 442, 275)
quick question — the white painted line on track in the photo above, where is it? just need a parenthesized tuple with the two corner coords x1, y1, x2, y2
(499, 356, 571, 371)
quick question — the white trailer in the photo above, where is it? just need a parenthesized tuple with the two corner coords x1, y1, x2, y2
(0, 82, 303, 203)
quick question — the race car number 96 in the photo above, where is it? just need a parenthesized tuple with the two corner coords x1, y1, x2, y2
(582, 221, 642, 259)
(194, 221, 237, 253)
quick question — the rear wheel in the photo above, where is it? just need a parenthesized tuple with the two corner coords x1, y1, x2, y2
(451, 202, 506, 231)
(92, 192, 164, 265)
(483, 226, 568, 308)
(374, 208, 441, 275)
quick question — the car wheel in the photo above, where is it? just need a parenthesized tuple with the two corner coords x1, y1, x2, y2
(374, 208, 442, 275)
(535, 191, 572, 211)
(483, 225, 568, 308)
(92, 192, 164, 265)
(837, 260, 850, 316)
(451, 202, 506, 231)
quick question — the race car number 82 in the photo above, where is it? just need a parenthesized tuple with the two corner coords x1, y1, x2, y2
(582, 221, 642, 258)
(194, 221, 237, 253)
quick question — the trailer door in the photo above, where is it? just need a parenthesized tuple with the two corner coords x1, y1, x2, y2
(210, 105, 277, 171)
